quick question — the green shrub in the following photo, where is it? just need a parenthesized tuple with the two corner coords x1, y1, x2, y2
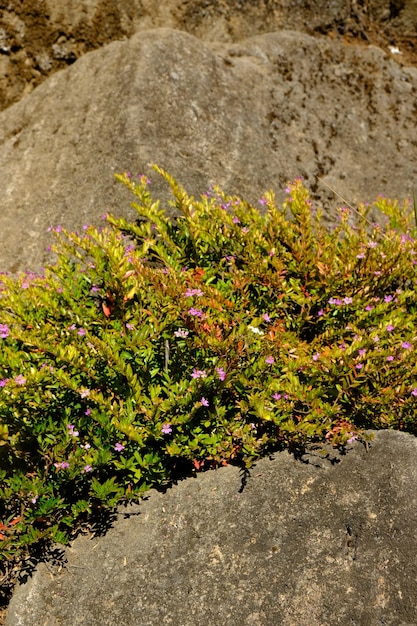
(1, 165, 417, 587)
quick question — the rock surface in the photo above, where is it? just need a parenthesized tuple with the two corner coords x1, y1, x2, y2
(1, 0, 416, 112)
(2, 2, 417, 624)
(1, 27, 417, 274)
(6, 430, 417, 626)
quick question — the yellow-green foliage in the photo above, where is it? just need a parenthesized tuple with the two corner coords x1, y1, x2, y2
(1, 165, 417, 591)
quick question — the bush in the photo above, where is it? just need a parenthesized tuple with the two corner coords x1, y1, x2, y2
(1, 165, 417, 588)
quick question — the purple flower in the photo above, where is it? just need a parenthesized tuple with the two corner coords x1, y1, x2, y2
(77, 328, 86, 336)
(273, 393, 281, 401)
(356, 252, 365, 259)
(0, 324, 9, 339)
(188, 307, 204, 317)
(162, 423, 172, 435)
(232, 216, 240, 224)
(317, 309, 324, 317)
(265, 355, 275, 365)
(259, 197, 267, 206)
(312, 353, 320, 361)
(384, 295, 393, 303)
(386, 355, 394, 362)
(79, 388, 90, 398)
(30, 495, 39, 504)
(343, 297, 353, 305)
(0, 379, 8, 387)
(358, 348, 366, 356)
(126, 323, 135, 331)
(328, 297, 342, 305)
(412, 388, 417, 397)
(14, 375, 26, 385)
(114, 442, 125, 452)
(355, 363, 363, 370)
(402, 341, 412, 349)
(201, 397, 209, 407)
(347, 434, 356, 444)
(85, 408, 91, 416)
(191, 369, 207, 379)
(83, 465, 93, 473)
(365, 305, 373, 312)
(216, 367, 226, 381)
(262, 313, 271, 322)
(386, 324, 395, 332)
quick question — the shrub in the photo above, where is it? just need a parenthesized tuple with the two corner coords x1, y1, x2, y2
(1, 165, 417, 589)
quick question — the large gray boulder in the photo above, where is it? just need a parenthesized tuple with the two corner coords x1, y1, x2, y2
(1, 28, 417, 274)
(6, 430, 417, 625)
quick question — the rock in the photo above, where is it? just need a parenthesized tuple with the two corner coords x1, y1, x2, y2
(6, 430, 417, 626)
(1, 0, 417, 112)
(1, 28, 417, 274)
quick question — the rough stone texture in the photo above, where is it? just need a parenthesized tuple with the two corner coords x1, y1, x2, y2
(1, 0, 416, 112)
(6, 430, 417, 626)
(1, 27, 417, 274)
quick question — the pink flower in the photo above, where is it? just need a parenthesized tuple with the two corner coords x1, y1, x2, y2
(83, 465, 93, 473)
(14, 375, 26, 385)
(191, 369, 207, 379)
(201, 397, 209, 407)
(54, 461, 70, 470)
(0, 324, 10, 339)
(185, 288, 204, 297)
(174, 329, 189, 338)
(114, 442, 125, 452)
(67, 424, 79, 437)
(216, 367, 226, 381)
(162, 423, 172, 435)
(265, 356, 275, 365)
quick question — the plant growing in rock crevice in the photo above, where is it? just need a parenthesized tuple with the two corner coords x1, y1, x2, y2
(1, 164, 417, 589)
